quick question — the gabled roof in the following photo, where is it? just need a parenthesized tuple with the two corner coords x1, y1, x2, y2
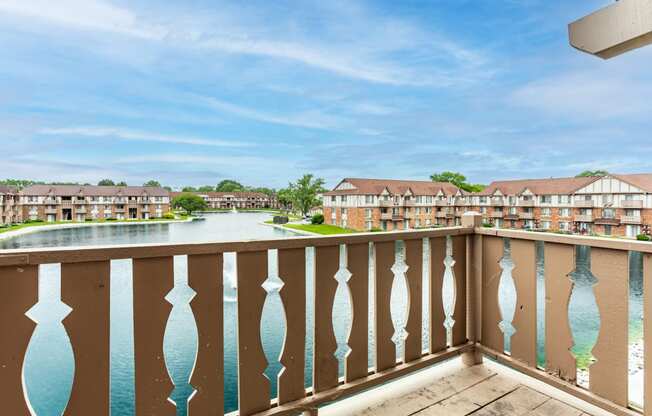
(477, 176, 598, 196)
(611, 173, 652, 193)
(21, 185, 169, 197)
(324, 178, 459, 196)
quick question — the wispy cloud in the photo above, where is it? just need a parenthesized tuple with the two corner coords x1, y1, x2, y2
(39, 126, 250, 147)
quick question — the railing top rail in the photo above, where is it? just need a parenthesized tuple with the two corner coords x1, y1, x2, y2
(0, 226, 471, 266)
(476, 227, 652, 253)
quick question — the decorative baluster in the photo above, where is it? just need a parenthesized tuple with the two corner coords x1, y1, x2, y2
(237, 251, 270, 415)
(345, 243, 369, 382)
(429, 237, 446, 353)
(544, 243, 576, 382)
(509, 240, 537, 367)
(187, 253, 224, 416)
(482, 236, 504, 353)
(375, 241, 396, 372)
(61, 261, 111, 416)
(451, 236, 467, 346)
(404, 239, 423, 363)
(277, 248, 306, 404)
(313, 245, 339, 393)
(589, 248, 628, 406)
(0, 264, 38, 415)
(133, 257, 176, 416)
(644, 253, 652, 415)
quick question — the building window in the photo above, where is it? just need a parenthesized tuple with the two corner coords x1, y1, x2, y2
(559, 222, 569, 231)
(604, 225, 612, 236)
(366, 221, 372, 230)
(479, 196, 487, 204)
(541, 221, 551, 230)
(541, 207, 551, 217)
(341, 195, 347, 203)
(559, 195, 570, 204)
(416, 219, 421, 228)
(603, 208, 615, 219)
(365, 195, 374, 204)
(626, 209, 641, 217)
(331, 196, 336, 202)
(560, 208, 570, 217)
(540, 195, 552, 204)
(480, 207, 487, 214)
(365, 208, 372, 219)
(426, 196, 433, 204)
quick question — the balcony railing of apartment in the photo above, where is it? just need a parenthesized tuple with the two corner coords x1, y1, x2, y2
(435, 200, 448, 207)
(454, 198, 468, 206)
(44, 198, 57, 204)
(391, 214, 404, 221)
(490, 199, 504, 207)
(623, 200, 644, 209)
(403, 200, 415, 207)
(490, 211, 504, 218)
(574, 214, 593, 222)
(380, 212, 393, 220)
(3, 216, 652, 416)
(74, 199, 86, 205)
(574, 200, 595, 208)
(518, 199, 534, 207)
(379, 200, 394, 208)
(595, 217, 621, 226)
(44, 208, 57, 214)
(622, 215, 643, 225)
(504, 213, 519, 220)
(435, 211, 447, 218)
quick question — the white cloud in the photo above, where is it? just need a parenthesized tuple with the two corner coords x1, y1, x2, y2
(0, 0, 490, 86)
(39, 126, 250, 147)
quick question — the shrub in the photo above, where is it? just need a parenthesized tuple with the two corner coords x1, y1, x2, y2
(482, 222, 493, 228)
(637, 234, 650, 241)
(369, 227, 383, 232)
(162, 212, 176, 220)
(106, 217, 117, 221)
(23, 219, 44, 224)
(311, 213, 324, 224)
(85, 218, 94, 222)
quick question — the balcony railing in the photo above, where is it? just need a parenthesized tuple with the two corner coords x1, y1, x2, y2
(380, 212, 393, 220)
(490, 211, 504, 218)
(518, 199, 534, 207)
(435, 211, 447, 218)
(1, 217, 651, 416)
(622, 215, 642, 224)
(520, 212, 534, 220)
(490, 199, 504, 207)
(574, 214, 593, 222)
(574, 200, 595, 208)
(435, 200, 448, 207)
(403, 200, 415, 207)
(379, 200, 393, 207)
(622, 200, 644, 209)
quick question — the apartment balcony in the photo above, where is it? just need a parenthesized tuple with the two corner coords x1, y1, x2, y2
(574, 214, 593, 222)
(74, 199, 86, 205)
(403, 200, 415, 207)
(379, 200, 394, 207)
(518, 199, 534, 207)
(621, 215, 642, 225)
(435, 200, 448, 207)
(622, 200, 644, 209)
(435, 211, 447, 218)
(0, 218, 642, 416)
(595, 217, 620, 226)
(504, 213, 519, 220)
(574, 200, 594, 208)
(391, 214, 404, 221)
(404, 212, 415, 219)
(114, 208, 126, 213)
(380, 212, 393, 220)
(454, 198, 469, 206)
(44, 198, 57, 204)
(44, 208, 57, 214)
(490, 199, 504, 207)
(76, 207, 87, 214)
(490, 211, 504, 218)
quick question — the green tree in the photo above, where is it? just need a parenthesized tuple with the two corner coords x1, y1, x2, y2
(216, 179, 244, 192)
(430, 171, 485, 193)
(116, 181, 128, 186)
(0, 179, 40, 189)
(277, 188, 293, 210)
(197, 185, 215, 192)
(576, 170, 609, 177)
(172, 193, 207, 215)
(182, 186, 197, 192)
(98, 179, 115, 186)
(143, 180, 161, 187)
(287, 174, 326, 217)
(246, 186, 275, 196)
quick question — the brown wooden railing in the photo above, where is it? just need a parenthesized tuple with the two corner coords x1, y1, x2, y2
(1, 215, 652, 415)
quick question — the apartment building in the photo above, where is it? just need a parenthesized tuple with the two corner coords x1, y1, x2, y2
(0, 185, 21, 225)
(172, 191, 279, 210)
(323, 178, 461, 231)
(473, 174, 652, 238)
(20, 185, 171, 222)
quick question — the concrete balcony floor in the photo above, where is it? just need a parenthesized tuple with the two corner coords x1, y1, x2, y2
(323, 358, 611, 416)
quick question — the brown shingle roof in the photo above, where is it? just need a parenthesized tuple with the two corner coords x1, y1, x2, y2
(0, 185, 17, 194)
(611, 173, 652, 193)
(324, 178, 460, 196)
(478, 176, 598, 196)
(21, 185, 169, 197)
(170, 191, 269, 198)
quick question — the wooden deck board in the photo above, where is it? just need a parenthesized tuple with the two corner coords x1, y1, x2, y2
(344, 363, 598, 416)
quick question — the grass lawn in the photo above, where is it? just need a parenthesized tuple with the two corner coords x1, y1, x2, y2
(0, 217, 190, 235)
(283, 223, 358, 235)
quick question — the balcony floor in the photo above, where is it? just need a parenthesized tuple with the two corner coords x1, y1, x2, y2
(323, 358, 613, 416)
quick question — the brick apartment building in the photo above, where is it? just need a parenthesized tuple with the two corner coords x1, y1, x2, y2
(323, 178, 461, 231)
(0, 185, 20, 225)
(20, 185, 171, 222)
(171, 191, 279, 210)
(324, 174, 652, 238)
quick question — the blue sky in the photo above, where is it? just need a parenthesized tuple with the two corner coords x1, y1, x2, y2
(1, 0, 651, 189)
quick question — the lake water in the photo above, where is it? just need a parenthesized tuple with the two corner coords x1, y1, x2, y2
(0, 213, 643, 414)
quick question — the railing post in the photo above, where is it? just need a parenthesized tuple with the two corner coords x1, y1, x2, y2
(461, 212, 483, 366)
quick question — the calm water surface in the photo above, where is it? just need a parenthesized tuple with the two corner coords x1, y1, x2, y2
(0, 214, 643, 414)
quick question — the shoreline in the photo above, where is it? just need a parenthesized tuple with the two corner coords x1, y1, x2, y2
(260, 221, 319, 236)
(0, 218, 193, 241)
